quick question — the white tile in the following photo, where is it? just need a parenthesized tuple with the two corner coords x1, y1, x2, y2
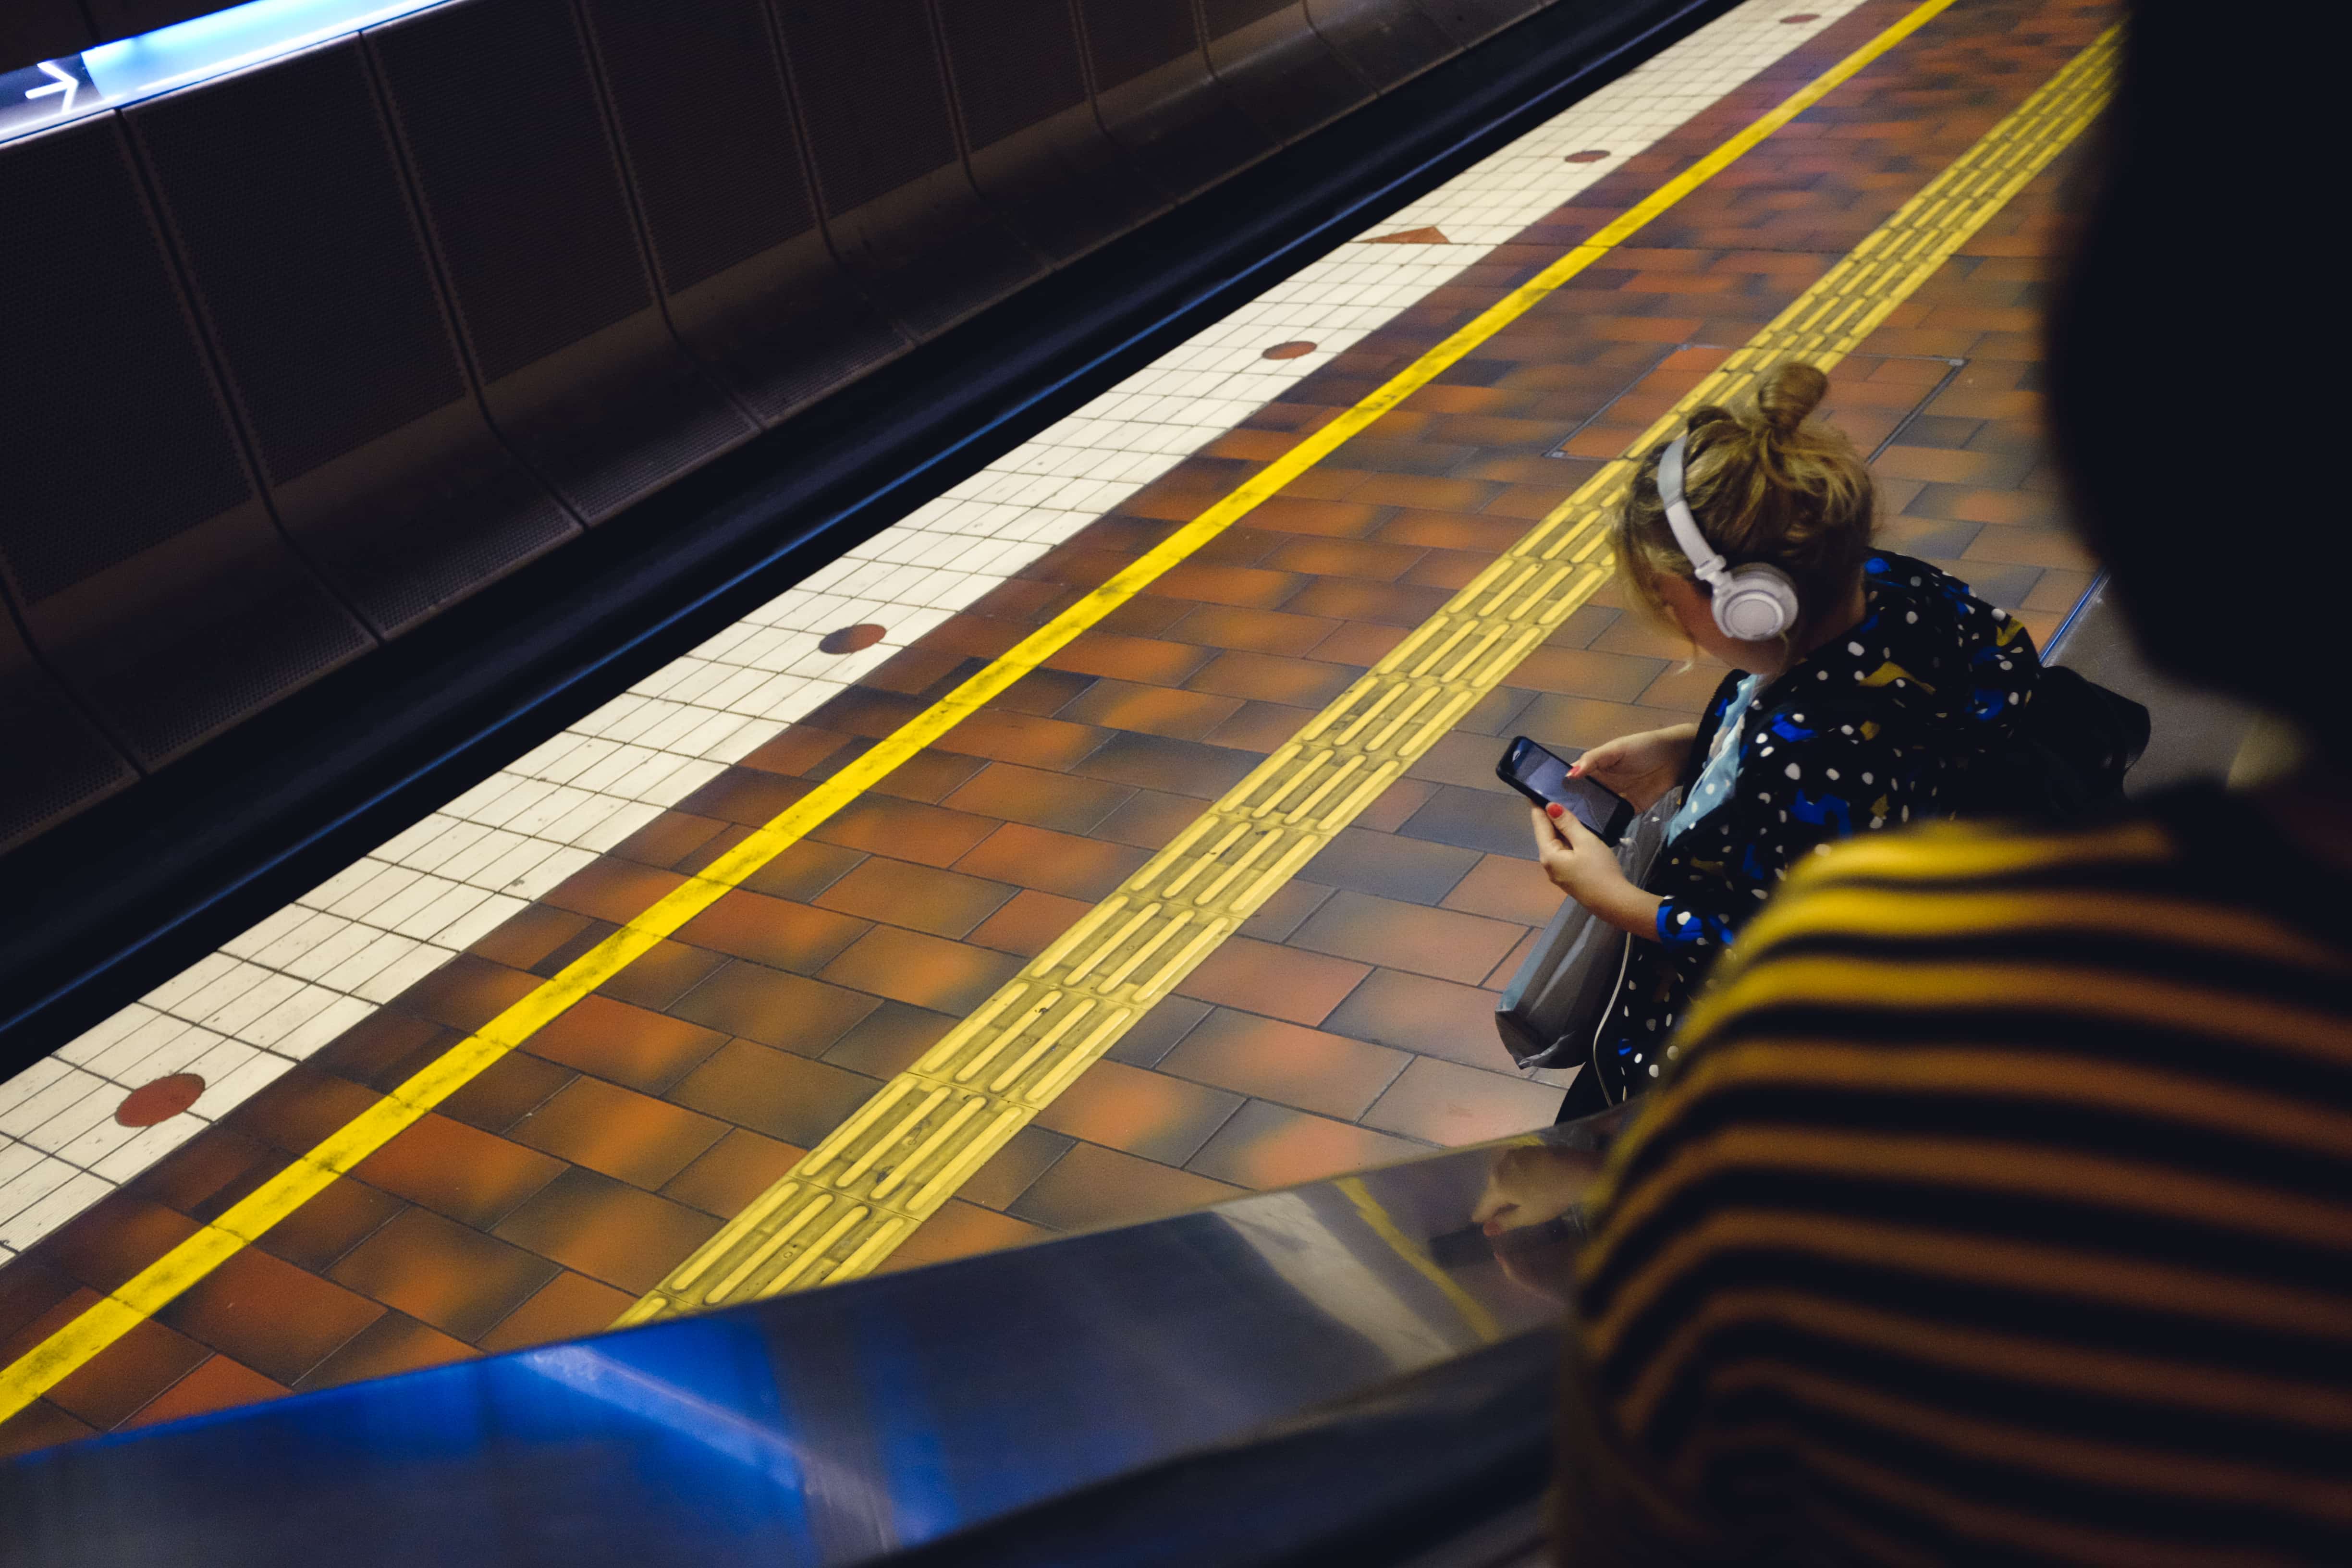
(0, 1166, 110, 1252)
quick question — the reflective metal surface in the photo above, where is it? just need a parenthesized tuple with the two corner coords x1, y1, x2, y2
(0, 1128, 1606, 1567)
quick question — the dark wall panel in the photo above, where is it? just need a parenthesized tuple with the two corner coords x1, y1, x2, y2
(933, 0, 1166, 264)
(365, 0, 755, 521)
(1304, 0, 1460, 91)
(1417, 0, 1545, 47)
(0, 0, 91, 70)
(577, 0, 906, 425)
(79, 0, 214, 47)
(0, 112, 372, 774)
(1075, 0, 1273, 199)
(125, 40, 577, 636)
(1200, 0, 1373, 146)
(770, 0, 1044, 339)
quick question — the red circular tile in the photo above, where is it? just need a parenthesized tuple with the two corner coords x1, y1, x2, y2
(1262, 341, 1316, 360)
(1564, 149, 1610, 163)
(116, 1073, 204, 1127)
(819, 623, 887, 654)
(1780, 12, 1820, 20)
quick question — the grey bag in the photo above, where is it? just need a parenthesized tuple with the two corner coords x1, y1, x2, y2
(1493, 792, 1677, 1072)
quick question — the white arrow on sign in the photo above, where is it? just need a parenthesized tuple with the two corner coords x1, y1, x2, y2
(26, 62, 80, 118)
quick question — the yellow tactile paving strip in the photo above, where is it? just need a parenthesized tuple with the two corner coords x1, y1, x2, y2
(624, 27, 2118, 1322)
(0, 0, 1983, 1421)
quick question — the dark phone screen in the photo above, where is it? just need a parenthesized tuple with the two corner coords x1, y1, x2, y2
(1500, 736, 1631, 839)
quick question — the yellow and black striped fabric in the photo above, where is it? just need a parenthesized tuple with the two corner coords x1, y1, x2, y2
(1564, 786, 2352, 1565)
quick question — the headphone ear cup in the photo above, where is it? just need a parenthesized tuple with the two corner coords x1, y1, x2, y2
(1711, 565, 1801, 640)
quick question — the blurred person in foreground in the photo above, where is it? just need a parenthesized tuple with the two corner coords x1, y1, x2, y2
(1551, 5, 2347, 1564)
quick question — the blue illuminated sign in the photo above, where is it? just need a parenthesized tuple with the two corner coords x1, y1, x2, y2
(1, 0, 448, 144)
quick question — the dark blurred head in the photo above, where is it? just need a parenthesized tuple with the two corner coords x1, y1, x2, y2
(2046, 6, 2324, 740)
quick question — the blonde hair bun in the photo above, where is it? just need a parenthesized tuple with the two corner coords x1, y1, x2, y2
(1755, 361, 1829, 436)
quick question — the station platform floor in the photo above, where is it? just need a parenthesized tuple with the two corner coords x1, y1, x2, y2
(0, 0, 2114, 1453)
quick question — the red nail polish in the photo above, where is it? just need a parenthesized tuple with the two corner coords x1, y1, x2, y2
(1547, 803, 1564, 819)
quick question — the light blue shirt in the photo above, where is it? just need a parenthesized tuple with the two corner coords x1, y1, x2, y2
(1665, 674, 1764, 844)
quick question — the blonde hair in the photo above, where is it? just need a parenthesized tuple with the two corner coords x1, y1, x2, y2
(1611, 362, 1874, 638)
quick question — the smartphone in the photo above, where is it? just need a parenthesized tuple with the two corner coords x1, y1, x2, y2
(1497, 735, 1636, 845)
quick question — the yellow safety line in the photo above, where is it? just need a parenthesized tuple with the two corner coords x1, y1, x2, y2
(622, 27, 2115, 1321)
(0, 0, 1961, 1425)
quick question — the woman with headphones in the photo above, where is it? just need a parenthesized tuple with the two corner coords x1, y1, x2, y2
(1533, 361, 2041, 1117)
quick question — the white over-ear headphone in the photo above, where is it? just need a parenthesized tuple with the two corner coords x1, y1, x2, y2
(1656, 431, 1801, 641)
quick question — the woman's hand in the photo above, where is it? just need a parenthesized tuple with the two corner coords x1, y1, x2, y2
(1472, 1145, 1603, 1236)
(1570, 723, 1697, 811)
(1531, 805, 1664, 939)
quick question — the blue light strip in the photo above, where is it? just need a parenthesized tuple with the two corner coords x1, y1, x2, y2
(1, 0, 447, 145)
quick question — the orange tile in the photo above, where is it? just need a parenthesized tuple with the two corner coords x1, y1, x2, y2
(156, 1246, 384, 1386)
(477, 1271, 637, 1355)
(1485, 926, 1543, 989)
(810, 795, 1003, 869)
(1361, 1058, 1562, 1146)
(660, 1128, 808, 1219)
(328, 1207, 560, 1343)
(875, 1201, 1054, 1275)
(544, 861, 690, 926)
(122, 1354, 288, 1431)
(492, 1169, 721, 1296)
(434, 1050, 576, 1137)
(1235, 878, 1334, 943)
(388, 954, 543, 1034)
(1186, 649, 1360, 708)
(952, 821, 1150, 901)
(1504, 645, 1671, 702)
(350, 1114, 565, 1229)
(929, 706, 1110, 770)
(1441, 852, 1566, 926)
(736, 726, 853, 779)
(1074, 733, 1260, 799)
(43, 1315, 211, 1431)
(1323, 968, 1519, 1073)
(1095, 787, 1208, 850)
(959, 1125, 1075, 1211)
(508, 1078, 728, 1190)
(1058, 679, 1245, 741)
(668, 962, 880, 1055)
(818, 926, 1025, 1015)
(667, 1039, 882, 1147)
(1188, 1102, 1425, 1189)
(1008, 1143, 1246, 1233)
(1175, 937, 1370, 1027)
(254, 1175, 405, 1274)
(1157, 1009, 1409, 1120)
(939, 761, 1132, 834)
(1139, 560, 1306, 608)
(1291, 891, 1522, 985)
(1040, 630, 1214, 686)
(739, 838, 868, 902)
(295, 1312, 475, 1392)
(819, 1001, 957, 1078)
(466, 904, 593, 970)
(966, 887, 1093, 958)
(811, 855, 1018, 939)
(524, 994, 730, 1094)
(674, 888, 870, 973)
(597, 939, 729, 1011)
(1163, 603, 1339, 658)
(1033, 1060, 1241, 1166)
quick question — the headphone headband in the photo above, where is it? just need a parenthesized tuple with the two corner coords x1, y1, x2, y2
(1652, 431, 1801, 642)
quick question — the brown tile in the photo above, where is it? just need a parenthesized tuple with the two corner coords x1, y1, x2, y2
(875, 1201, 1054, 1275)
(959, 1125, 1075, 1211)
(608, 810, 733, 871)
(434, 1051, 576, 1136)
(123, 1129, 284, 1222)
(524, 995, 730, 1094)
(1637, 661, 1734, 714)
(674, 889, 870, 974)
(931, 707, 1110, 771)
(255, 1176, 406, 1274)
(509, 1078, 727, 1190)
(1244, 497, 1384, 538)
(1095, 787, 1208, 850)
(0, 1260, 81, 1348)
(1261, 536, 1426, 582)
(1503, 646, 1671, 701)
(818, 925, 1025, 1016)
(1204, 700, 1318, 753)
(0, 1401, 94, 1458)
(660, 1128, 808, 1219)
(668, 1039, 882, 1147)
(390, 955, 543, 1035)
(814, 744, 987, 806)
(1139, 560, 1306, 608)
(1174, 937, 1370, 1027)
(813, 1002, 955, 1078)
(1163, 603, 1339, 658)
(1186, 650, 1360, 709)
(329, 1206, 560, 1343)
(1356, 777, 1438, 833)
(737, 726, 853, 779)
(157, 1246, 384, 1386)
(39, 1197, 200, 1294)
(43, 1315, 211, 1430)
(939, 761, 1132, 834)
(477, 1271, 636, 1354)
(597, 940, 729, 1012)
(543, 861, 689, 926)
(967, 888, 1093, 958)
(1104, 995, 1212, 1068)
(675, 768, 815, 828)
(1033, 1061, 1241, 1166)
(1302, 827, 1480, 906)
(492, 1169, 722, 1296)
(1362, 1058, 1562, 1146)
(1041, 631, 1214, 686)
(349, 1114, 565, 1229)
(738, 838, 867, 902)
(467, 904, 593, 970)
(668, 963, 879, 1055)
(309, 1007, 451, 1088)
(295, 1311, 474, 1391)
(953, 821, 1150, 902)
(1073, 733, 1261, 798)
(1008, 1142, 1246, 1233)
(1378, 508, 1529, 554)
(1322, 968, 1517, 1072)
(122, 1354, 287, 1430)
(1310, 621, 1410, 666)
(809, 795, 1003, 869)
(1159, 1009, 1409, 1121)
(1235, 878, 1335, 943)
(1441, 853, 1567, 926)
(810, 856, 1019, 940)
(1292, 892, 1522, 985)
(1057, 679, 1245, 741)
(1485, 925, 1542, 990)
(1188, 1101, 1426, 1189)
